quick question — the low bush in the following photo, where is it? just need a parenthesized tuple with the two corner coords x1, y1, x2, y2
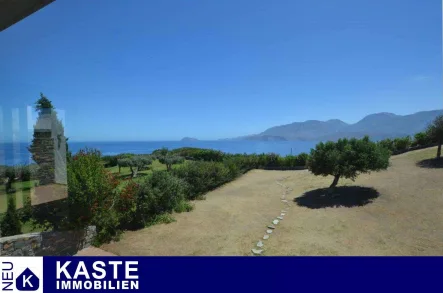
(393, 136, 412, 152)
(102, 155, 119, 168)
(155, 147, 226, 162)
(413, 131, 432, 147)
(188, 149, 225, 162)
(172, 161, 233, 200)
(378, 138, 395, 152)
(295, 153, 309, 167)
(67, 148, 121, 243)
(223, 152, 309, 170)
(128, 171, 189, 228)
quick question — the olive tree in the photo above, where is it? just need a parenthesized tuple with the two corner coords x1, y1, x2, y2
(308, 136, 390, 193)
(158, 154, 185, 171)
(427, 115, 443, 159)
(117, 156, 153, 178)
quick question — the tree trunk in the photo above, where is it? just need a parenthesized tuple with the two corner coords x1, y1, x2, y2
(328, 175, 340, 194)
(118, 165, 121, 174)
(437, 140, 442, 159)
(130, 166, 138, 178)
(5, 178, 11, 193)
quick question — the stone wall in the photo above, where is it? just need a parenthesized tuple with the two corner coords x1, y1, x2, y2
(0, 226, 96, 256)
(29, 131, 55, 185)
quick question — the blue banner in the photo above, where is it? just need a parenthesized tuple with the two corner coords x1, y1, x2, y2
(2, 257, 443, 292)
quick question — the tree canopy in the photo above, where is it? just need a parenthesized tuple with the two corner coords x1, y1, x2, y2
(117, 156, 153, 178)
(427, 115, 443, 159)
(307, 136, 390, 191)
(35, 93, 54, 114)
(158, 154, 185, 171)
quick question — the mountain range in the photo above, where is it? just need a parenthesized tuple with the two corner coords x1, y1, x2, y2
(227, 110, 443, 141)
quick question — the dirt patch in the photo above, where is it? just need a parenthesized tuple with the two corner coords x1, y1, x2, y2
(102, 147, 443, 256)
(31, 184, 68, 205)
(102, 170, 292, 256)
(266, 147, 443, 256)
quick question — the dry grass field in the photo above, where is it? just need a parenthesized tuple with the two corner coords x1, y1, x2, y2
(101, 147, 443, 256)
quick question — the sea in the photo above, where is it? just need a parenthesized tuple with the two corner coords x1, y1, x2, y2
(0, 140, 318, 166)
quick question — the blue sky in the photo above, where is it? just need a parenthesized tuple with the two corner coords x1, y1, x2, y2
(0, 0, 441, 142)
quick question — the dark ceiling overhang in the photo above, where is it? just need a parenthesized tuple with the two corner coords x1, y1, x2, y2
(0, 0, 55, 32)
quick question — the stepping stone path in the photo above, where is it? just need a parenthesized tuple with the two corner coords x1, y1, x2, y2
(252, 178, 293, 256)
(252, 249, 263, 255)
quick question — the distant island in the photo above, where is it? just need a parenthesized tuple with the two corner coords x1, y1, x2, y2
(181, 137, 199, 142)
(223, 109, 443, 142)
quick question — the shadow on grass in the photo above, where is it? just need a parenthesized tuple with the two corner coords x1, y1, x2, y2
(294, 186, 380, 209)
(416, 158, 443, 169)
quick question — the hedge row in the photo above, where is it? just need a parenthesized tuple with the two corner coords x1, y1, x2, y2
(377, 131, 438, 154)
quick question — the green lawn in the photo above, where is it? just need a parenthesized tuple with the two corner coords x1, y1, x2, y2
(0, 180, 46, 234)
(404, 146, 439, 162)
(106, 159, 187, 182)
(0, 180, 38, 213)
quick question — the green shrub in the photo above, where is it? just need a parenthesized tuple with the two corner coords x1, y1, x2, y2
(413, 132, 431, 147)
(0, 166, 5, 180)
(4, 167, 15, 192)
(393, 136, 411, 152)
(378, 138, 395, 152)
(129, 171, 188, 228)
(102, 155, 119, 168)
(172, 161, 232, 200)
(427, 115, 443, 159)
(67, 148, 121, 243)
(164, 147, 225, 162)
(19, 193, 33, 223)
(0, 195, 22, 237)
(282, 155, 298, 168)
(174, 201, 194, 213)
(189, 149, 225, 162)
(116, 181, 139, 228)
(5, 166, 15, 181)
(224, 154, 257, 172)
(295, 153, 309, 167)
(258, 153, 280, 168)
(146, 214, 176, 226)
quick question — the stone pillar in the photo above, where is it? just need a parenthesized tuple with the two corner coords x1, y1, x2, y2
(32, 131, 55, 185)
